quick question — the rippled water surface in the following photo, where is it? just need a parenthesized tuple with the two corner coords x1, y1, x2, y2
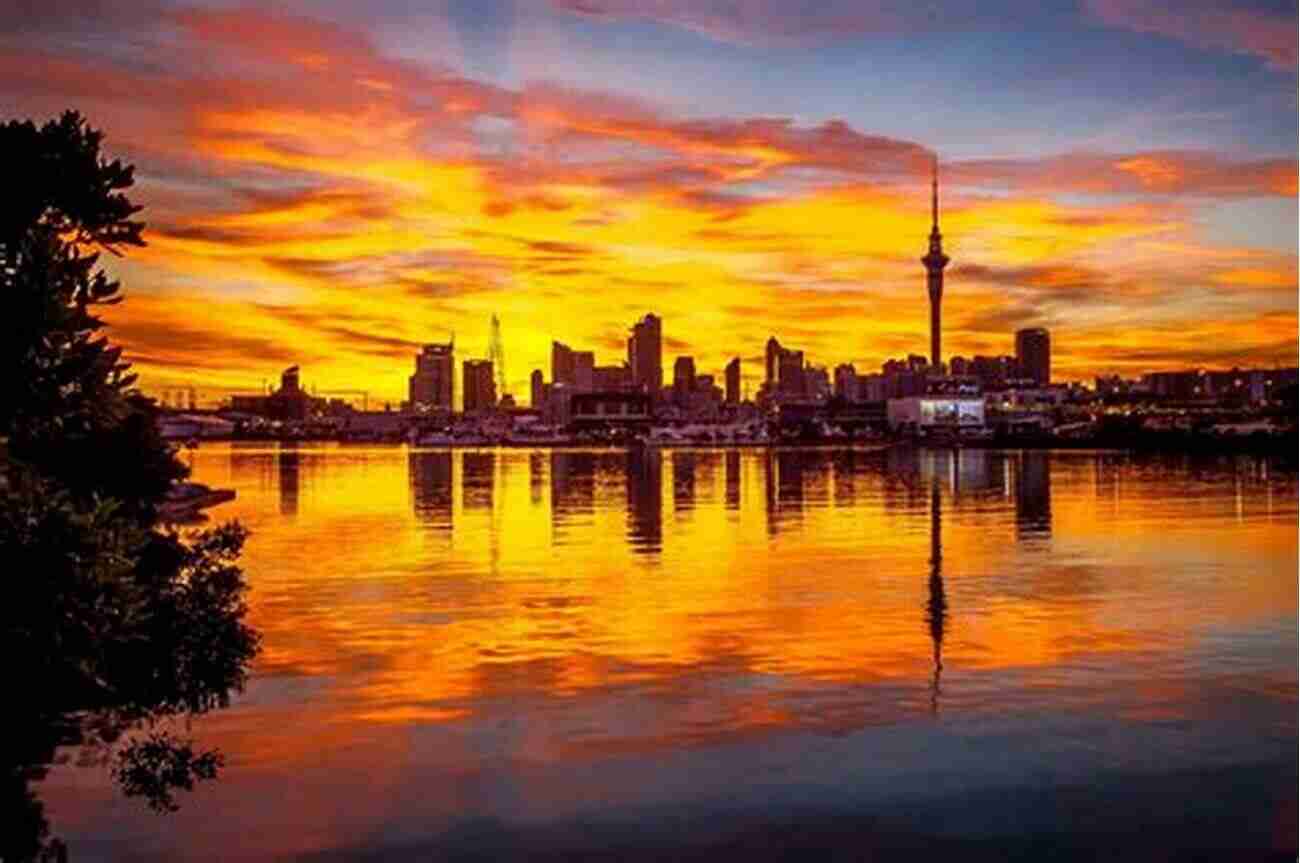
(39, 445, 1298, 859)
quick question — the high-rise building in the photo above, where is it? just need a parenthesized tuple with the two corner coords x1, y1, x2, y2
(766, 337, 807, 397)
(834, 363, 858, 401)
(409, 341, 454, 411)
(281, 365, 301, 394)
(724, 357, 741, 405)
(1016, 328, 1051, 385)
(627, 314, 663, 395)
(673, 356, 696, 406)
(921, 157, 949, 371)
(552, 341, 576, 386)
(530, 369, 545, 409)
(463, 359, 495, 413)
(765, 337, 782, 388)
(779, 349, 805, 396)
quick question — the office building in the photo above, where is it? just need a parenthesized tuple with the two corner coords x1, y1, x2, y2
(1016, 328, 1051, 386)
(463, 359, 495, 413)
(627, 314, 663, 395)
(530, 369, 545, 408)
(725, 357, 741, 405)
(673, 356, 696, 406)
(552, 341, 576, 386)
(410, 341, 454, 412)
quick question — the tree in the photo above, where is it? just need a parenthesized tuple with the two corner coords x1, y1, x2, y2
(0, 111, 259, 861)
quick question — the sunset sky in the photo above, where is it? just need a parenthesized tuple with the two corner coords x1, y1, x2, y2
(3, 0, 1296, 404)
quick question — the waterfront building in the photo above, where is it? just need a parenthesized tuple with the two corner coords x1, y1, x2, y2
(1016, 327, 1051, 385)
(593, 364, 632, 391)
(409, 341, 454, 412)
(569, 391, 653, 432)
(887, 395, 985, 434)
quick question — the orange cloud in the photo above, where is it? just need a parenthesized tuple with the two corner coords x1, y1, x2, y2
(2, 5, 1291, 401)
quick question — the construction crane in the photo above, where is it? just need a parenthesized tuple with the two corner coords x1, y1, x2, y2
(488, 314, 508, 397)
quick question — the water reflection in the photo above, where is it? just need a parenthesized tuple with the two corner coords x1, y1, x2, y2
(277, 444, 299, 517)
(1016, 451, 1052, 540)
(409, 451, 453, 531)
(725, 450, 741, 510)
(31, 445, 1298, 861)
(672, 450, 697, 517)
(626, 448, 663, 554)
(926, 468, 948, 716)
(462, 451, 495, 511)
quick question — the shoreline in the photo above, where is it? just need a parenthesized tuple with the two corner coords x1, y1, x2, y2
(178, 433, 1299, 457)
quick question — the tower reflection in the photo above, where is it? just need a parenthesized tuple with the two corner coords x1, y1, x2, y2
(625, 447, 663, 554)
(926, 466, 947, 716)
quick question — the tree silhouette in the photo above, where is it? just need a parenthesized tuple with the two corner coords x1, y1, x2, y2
(1, 111, 259, 861)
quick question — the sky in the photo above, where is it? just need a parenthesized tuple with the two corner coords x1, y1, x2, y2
(2, 0, 1296, 404)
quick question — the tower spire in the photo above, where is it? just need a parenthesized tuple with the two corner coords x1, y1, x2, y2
(922, 152, 950, 372)
(931, 155, 939, 232)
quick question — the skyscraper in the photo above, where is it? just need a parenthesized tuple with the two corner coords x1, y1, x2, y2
(725, 357, 741, 405)
(922, 157, 950, 371)
(1016, 328, 1051, 385)
(627, 314, 662, 395)
(673, 356, 696, 406)
(766, 337, 806, 397)
(409, 341, 454, 411)
(552, 341, 575, 386)
(463, 359, 495, 412)
(530, 369, 545, 409)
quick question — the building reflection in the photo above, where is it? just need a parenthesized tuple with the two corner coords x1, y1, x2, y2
(462, 451, 495, 511)
(228, 441, 273, 490)
(724, 450, 741, 510)
(1014, 452, 1052, 540)
(550, 451, 596, 523)
(672, 451, 697, 518)
(278, 444, 300, 517)
(765, 450, 806, 535)
(409, 450, 453, 531)
(625, 448, 663, 554)
(529, 451, 545, 506)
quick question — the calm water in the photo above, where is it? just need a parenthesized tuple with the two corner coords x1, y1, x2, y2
(39, 445, 1298, 860)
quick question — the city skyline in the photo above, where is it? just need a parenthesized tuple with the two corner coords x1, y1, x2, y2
(3, 1, 1295, 405)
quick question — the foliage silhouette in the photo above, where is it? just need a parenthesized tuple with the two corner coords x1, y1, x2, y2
(0, 111, 259, 862)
